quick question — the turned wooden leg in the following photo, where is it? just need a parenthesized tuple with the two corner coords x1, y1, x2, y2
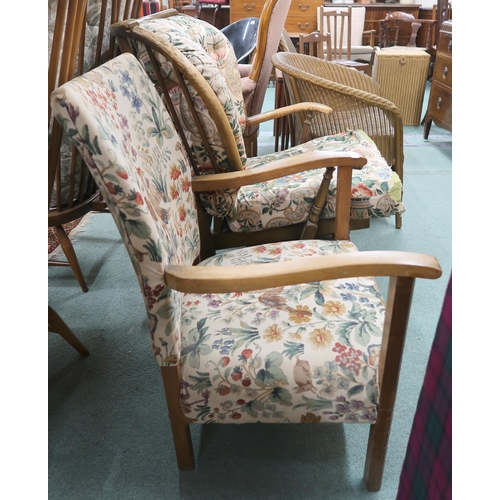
(161, 365, 195, 470)
(53, 225, 88, 293)
(48, 306, 89, 357)
(395, 213, 402, 229)
(301, 167, 334, 240)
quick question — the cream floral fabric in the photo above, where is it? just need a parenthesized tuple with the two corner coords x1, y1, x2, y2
(122, 15, 404, 224)
(51, 53, 201, 366)
(226, 129, 404, 232)
(52, 53, 386, 424)
(181, 239, 384, 424)
(129, 15, 248, 176)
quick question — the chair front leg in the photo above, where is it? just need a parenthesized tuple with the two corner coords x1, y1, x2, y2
(301, 167, 334, 239)
(161, 365, 195, 470)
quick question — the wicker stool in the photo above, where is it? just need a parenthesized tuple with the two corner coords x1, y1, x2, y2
(372, 49, 430, 126)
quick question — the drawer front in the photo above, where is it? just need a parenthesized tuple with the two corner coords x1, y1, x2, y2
(437, 31, 452, 58)
(285, 0, 319, 35)
(230, 1, 265, 22)
(231, 0, 319, 35)
(433, 55, 452, 88)
(427, 80, 452, 126)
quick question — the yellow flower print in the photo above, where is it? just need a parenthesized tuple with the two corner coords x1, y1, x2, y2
(322, 301, 347, 317)
(264, 324, 283, 342)
(288, 305, 312, 324)
(289, 331, 303, 341)
(309, 328, 333, 350)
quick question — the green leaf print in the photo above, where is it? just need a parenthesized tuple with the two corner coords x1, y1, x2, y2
(293, 394, 334, 411)
(366, 379, 378, 406)
(255, 352, 288, 388)
(124, 218, 151, 239)
(189, 372, 212, 393)
(180, 318, 212, 369)
(281, 341, 304, 359)
(347, 385, 364, 398)
(269, 387, 293, 406)
(143, 238, 162, 262)
(241, 399, 265, 418)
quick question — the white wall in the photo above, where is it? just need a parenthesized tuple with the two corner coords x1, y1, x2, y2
(418, 0, 437, 9)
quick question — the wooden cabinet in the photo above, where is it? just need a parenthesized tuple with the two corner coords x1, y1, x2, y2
(423, 20, 452, 137)
(230, 0, 322, 37)
(230, 2, 423, 42)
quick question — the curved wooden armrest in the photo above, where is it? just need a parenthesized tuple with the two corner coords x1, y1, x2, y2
(191, 150, 366, 191)
(245, 102, 332, 127)
(165, 251, 442, 293)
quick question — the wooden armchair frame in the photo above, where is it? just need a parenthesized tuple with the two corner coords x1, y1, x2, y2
(51, 52, 442, 490)
(111, 11, 371, 260)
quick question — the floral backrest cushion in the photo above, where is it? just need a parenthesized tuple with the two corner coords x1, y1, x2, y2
(129, 15, 248, 176)
(51, 53, 200, 366)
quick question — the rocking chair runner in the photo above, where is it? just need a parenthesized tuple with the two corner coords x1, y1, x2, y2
(51, 51, 442, 492)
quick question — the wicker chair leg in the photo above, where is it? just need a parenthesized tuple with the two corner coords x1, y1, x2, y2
(161, 366, 195, 470)
(53, 225, 89, 293)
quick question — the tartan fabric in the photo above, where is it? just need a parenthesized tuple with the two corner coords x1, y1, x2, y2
(396, 274, 452, 500)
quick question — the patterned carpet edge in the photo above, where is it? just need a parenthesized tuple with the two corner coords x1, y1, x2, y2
(48, 213, 94, 261)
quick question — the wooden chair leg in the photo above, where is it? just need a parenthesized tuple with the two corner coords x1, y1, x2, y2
(364, 276, 416, 491)
(161, 365, 195, 470)
(53, 225, 89, 293)
(301, 167, 334, 240)
(363, 415, 391, 491)
(48, 306, 89, 357)
(396, 212, 402, 229)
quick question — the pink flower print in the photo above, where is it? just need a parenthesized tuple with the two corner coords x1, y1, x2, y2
(351, 183, 372, 198)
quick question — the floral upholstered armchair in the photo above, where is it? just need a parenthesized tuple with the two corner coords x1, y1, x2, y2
(51, 52, 442, 491)
(111, 13, 405, 258)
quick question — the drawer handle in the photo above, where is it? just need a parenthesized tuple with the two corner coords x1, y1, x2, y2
(297, 22, 309, 30)
(447, 40, 452, 50)
(442, 66, 449, 77)
(298, 3, 310, 11)
(436, 97, 442, 109)
(244, 3, 255, 10)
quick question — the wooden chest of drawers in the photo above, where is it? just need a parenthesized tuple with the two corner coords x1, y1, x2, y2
(230, 0, 322, 37)
(423, 20, 452, 137)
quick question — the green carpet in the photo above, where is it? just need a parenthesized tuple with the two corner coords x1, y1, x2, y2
(48, 83, 451, 499)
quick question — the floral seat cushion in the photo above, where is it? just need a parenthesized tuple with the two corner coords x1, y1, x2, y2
(218, 129, 404, 232)
(180, 239, 383, 424)
(129, 15, 248, 176)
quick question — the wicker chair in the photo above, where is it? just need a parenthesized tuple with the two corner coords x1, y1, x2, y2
(48, 0, 142, 292)
(51, 52, 442, 491)
(272, 51, 404, 229)
(111, 12, 405, 258)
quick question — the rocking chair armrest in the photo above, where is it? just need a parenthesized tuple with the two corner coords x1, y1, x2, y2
(245, 102, 332, 127)
(165, 251, 442, 294)
(191, 150, 366, 191)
